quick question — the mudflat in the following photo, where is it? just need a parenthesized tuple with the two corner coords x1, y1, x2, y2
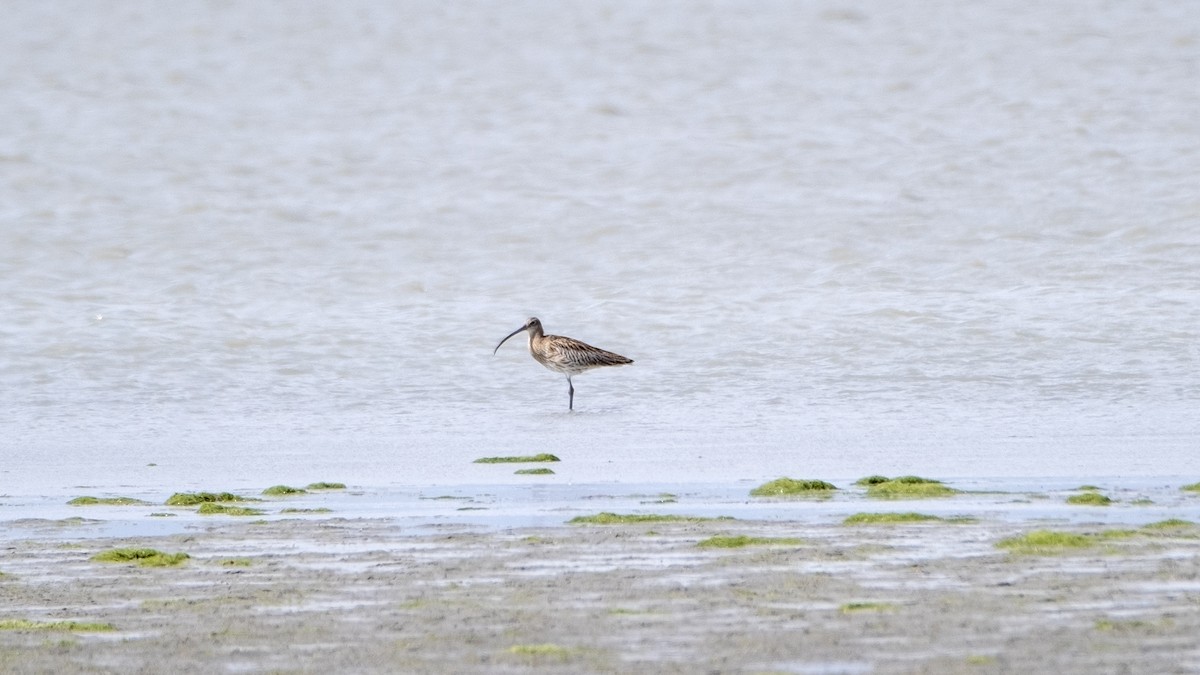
(3, 513, 1199, 674)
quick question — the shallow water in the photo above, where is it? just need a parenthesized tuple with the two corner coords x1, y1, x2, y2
(2, 2, 1198, 505)
(6, 478, 1199, 541)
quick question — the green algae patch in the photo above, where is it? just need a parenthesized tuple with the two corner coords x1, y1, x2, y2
(0, 619, 116, 632)
(569, 512, 732, 525)
(305, 482, 346, 490)
(855, 475, 891, 486)
(280, 507, 333, 514)
(197, 503, 265, 516)
(217, 558, 253, 567)
(42, 517, 96, 529)
(165, 491, 248, 506)
(697, 535, 803, 548)
(1181, 482, 1200, 493)
(749, 478, 838, 497)
(49, 517, 92, 527)
(68, 496, 149, 506)
(1067, 492, 1113, 506)
(1143, 519, 1195, 530)
(262, 485, 307, 496)
(506, 643, 572, 662)
(862, 476, 958, 499)
(844, 512, 953, 525)
(1095, 617, 1172, 632)
(840, 602, 896, 614)
(995, 530, 1095, 554)
(91, 548, 190, 567)
(515, 468, 555, 475)
(608, 607, 655, 616)
(1095, 529, 1140, 541)
(474, 453, 560, 464)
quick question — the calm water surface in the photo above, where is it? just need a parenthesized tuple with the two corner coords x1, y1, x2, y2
(2, 2, 1198, 504)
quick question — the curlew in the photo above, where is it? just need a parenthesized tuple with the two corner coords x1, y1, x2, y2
(493, 317, 633, 410)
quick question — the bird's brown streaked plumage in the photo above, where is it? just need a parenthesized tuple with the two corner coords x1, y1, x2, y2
(493, 317, 633, 410)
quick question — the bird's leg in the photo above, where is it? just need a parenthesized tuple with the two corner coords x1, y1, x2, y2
(567, 376, 574, 411)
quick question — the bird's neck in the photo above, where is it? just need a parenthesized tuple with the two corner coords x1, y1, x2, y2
(526, 326, 545, 353)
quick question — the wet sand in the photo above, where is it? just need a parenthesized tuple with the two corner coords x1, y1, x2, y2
(3, 501, 1200, 674)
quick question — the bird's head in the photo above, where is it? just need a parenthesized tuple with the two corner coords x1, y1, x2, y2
(493, 317, 542, 355)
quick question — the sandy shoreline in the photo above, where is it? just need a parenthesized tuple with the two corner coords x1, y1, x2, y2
(3, 491, 1200, 674)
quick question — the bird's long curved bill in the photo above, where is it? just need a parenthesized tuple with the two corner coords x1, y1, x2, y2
(493, 326, 525, 355)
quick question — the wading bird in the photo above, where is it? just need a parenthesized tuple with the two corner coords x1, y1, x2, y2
(493, 317, 633, 410)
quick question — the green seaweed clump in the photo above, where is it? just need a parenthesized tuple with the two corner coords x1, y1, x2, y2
(515, 468, 555, 475)
(854, 475, 891, 486)
(749, 478, 838, 497)
(474, 453, 561, 464)
(50, 517, 90, 527)
(840, 602, 896, 613)
(91, 548, 190, 567)
(198, 503, 265, 516)
(1095, 618, 1158, 632)
(68, 496, 149, 506)
(262, 485, 307, 496)
(569, 512, 731, 525)
(164, 492, 245, 506)
(1143, 519, 1195, 530)
(305, 482, 346, 490)
(507, 643, 572, 661)
(1066, 492, 1113, 506)
(1181, 482, 1200, 493)
(844, 512, 945, 525)
(862, 476, 958, 499)
(696, 535, 803, 548)
(0, 619, 116, 632)
(995, 530, 1095, 554)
